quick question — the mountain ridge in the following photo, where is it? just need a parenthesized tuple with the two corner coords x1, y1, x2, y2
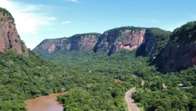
(33, 33, 101, 55)
(34, 27, 170, 58)
(1, 7, 196, 72)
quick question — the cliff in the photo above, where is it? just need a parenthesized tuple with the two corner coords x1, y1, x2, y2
(0, 8, 28, 55)
(34, 27, 170, 57)
(33, 37, 67, 55)
(33, 33, 101, 55)
(94, 27, 170, 56)
(155, 21, 196, 72)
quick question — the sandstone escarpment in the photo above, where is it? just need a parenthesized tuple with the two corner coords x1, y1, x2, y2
(34, 27, 170, 57)
(33, 33, 101, 55)
(94, 27, 170, 56)
(94, 27, 146, 55)
(33, 37, 68, 54)
(68, 33, 101, 51)
(155, 21, 196, 72)
(0, 8, 27, 54)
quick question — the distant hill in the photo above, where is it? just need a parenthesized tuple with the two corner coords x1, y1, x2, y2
(33, 26, 170, 58)
(33, 33, 101, 56)
(34, 21, 196, 72)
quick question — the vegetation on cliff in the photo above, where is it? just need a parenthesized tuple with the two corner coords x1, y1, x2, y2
(0, 7, 14, 21)
(171, 21, 196, 44)
(155, 21, 196, 72)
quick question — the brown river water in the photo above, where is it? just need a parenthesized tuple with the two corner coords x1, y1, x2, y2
(25, 93, 64, 111)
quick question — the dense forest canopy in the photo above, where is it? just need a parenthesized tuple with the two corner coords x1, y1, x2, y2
(0, 50, 195, 111)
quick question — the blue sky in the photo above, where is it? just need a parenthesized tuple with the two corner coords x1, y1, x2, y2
(0, 0, 196, 49)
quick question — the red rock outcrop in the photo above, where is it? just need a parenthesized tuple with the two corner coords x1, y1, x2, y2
(94, 27, 170, 56)
(34, 38, 67, 54)
(68, 33, 101, 51)
(34, 27, 169, 57)
(33, 33, 101, 55)
(94, 27, 146, 55)
(117, 29, 146, 51)
(0, 8, 27, 54)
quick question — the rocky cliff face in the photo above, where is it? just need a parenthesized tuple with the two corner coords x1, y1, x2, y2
(136, 28, 171, 58)
(0, 8, 27, 54)
(94, 27, 170, 56)
(33, 38, 67, 54)
(68, 33, 101, 51)
(34, 27, 170, 57)
(94, 27, 146, 55)
(155, 21, 196, 72)
(33, 33, 101, 55)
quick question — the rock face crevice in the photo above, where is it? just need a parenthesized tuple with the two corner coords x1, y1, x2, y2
(0, 8, 27, 54)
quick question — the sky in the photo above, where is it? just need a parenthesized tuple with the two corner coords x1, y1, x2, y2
(0, 0, 196, 49)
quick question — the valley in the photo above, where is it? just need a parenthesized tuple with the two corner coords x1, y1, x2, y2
(0, 7, 195, 111)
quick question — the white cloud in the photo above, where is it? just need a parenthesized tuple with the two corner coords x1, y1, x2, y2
(0, 0, 57, 49)
(62, 20, 72, 24)
(0, 0, 56, 34)
(65, 0, 79, 3)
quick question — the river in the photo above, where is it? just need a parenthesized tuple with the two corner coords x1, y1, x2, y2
(25, 93, 64, 111)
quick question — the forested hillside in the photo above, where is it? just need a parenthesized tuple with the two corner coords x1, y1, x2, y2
(155, 21, 196, 72)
